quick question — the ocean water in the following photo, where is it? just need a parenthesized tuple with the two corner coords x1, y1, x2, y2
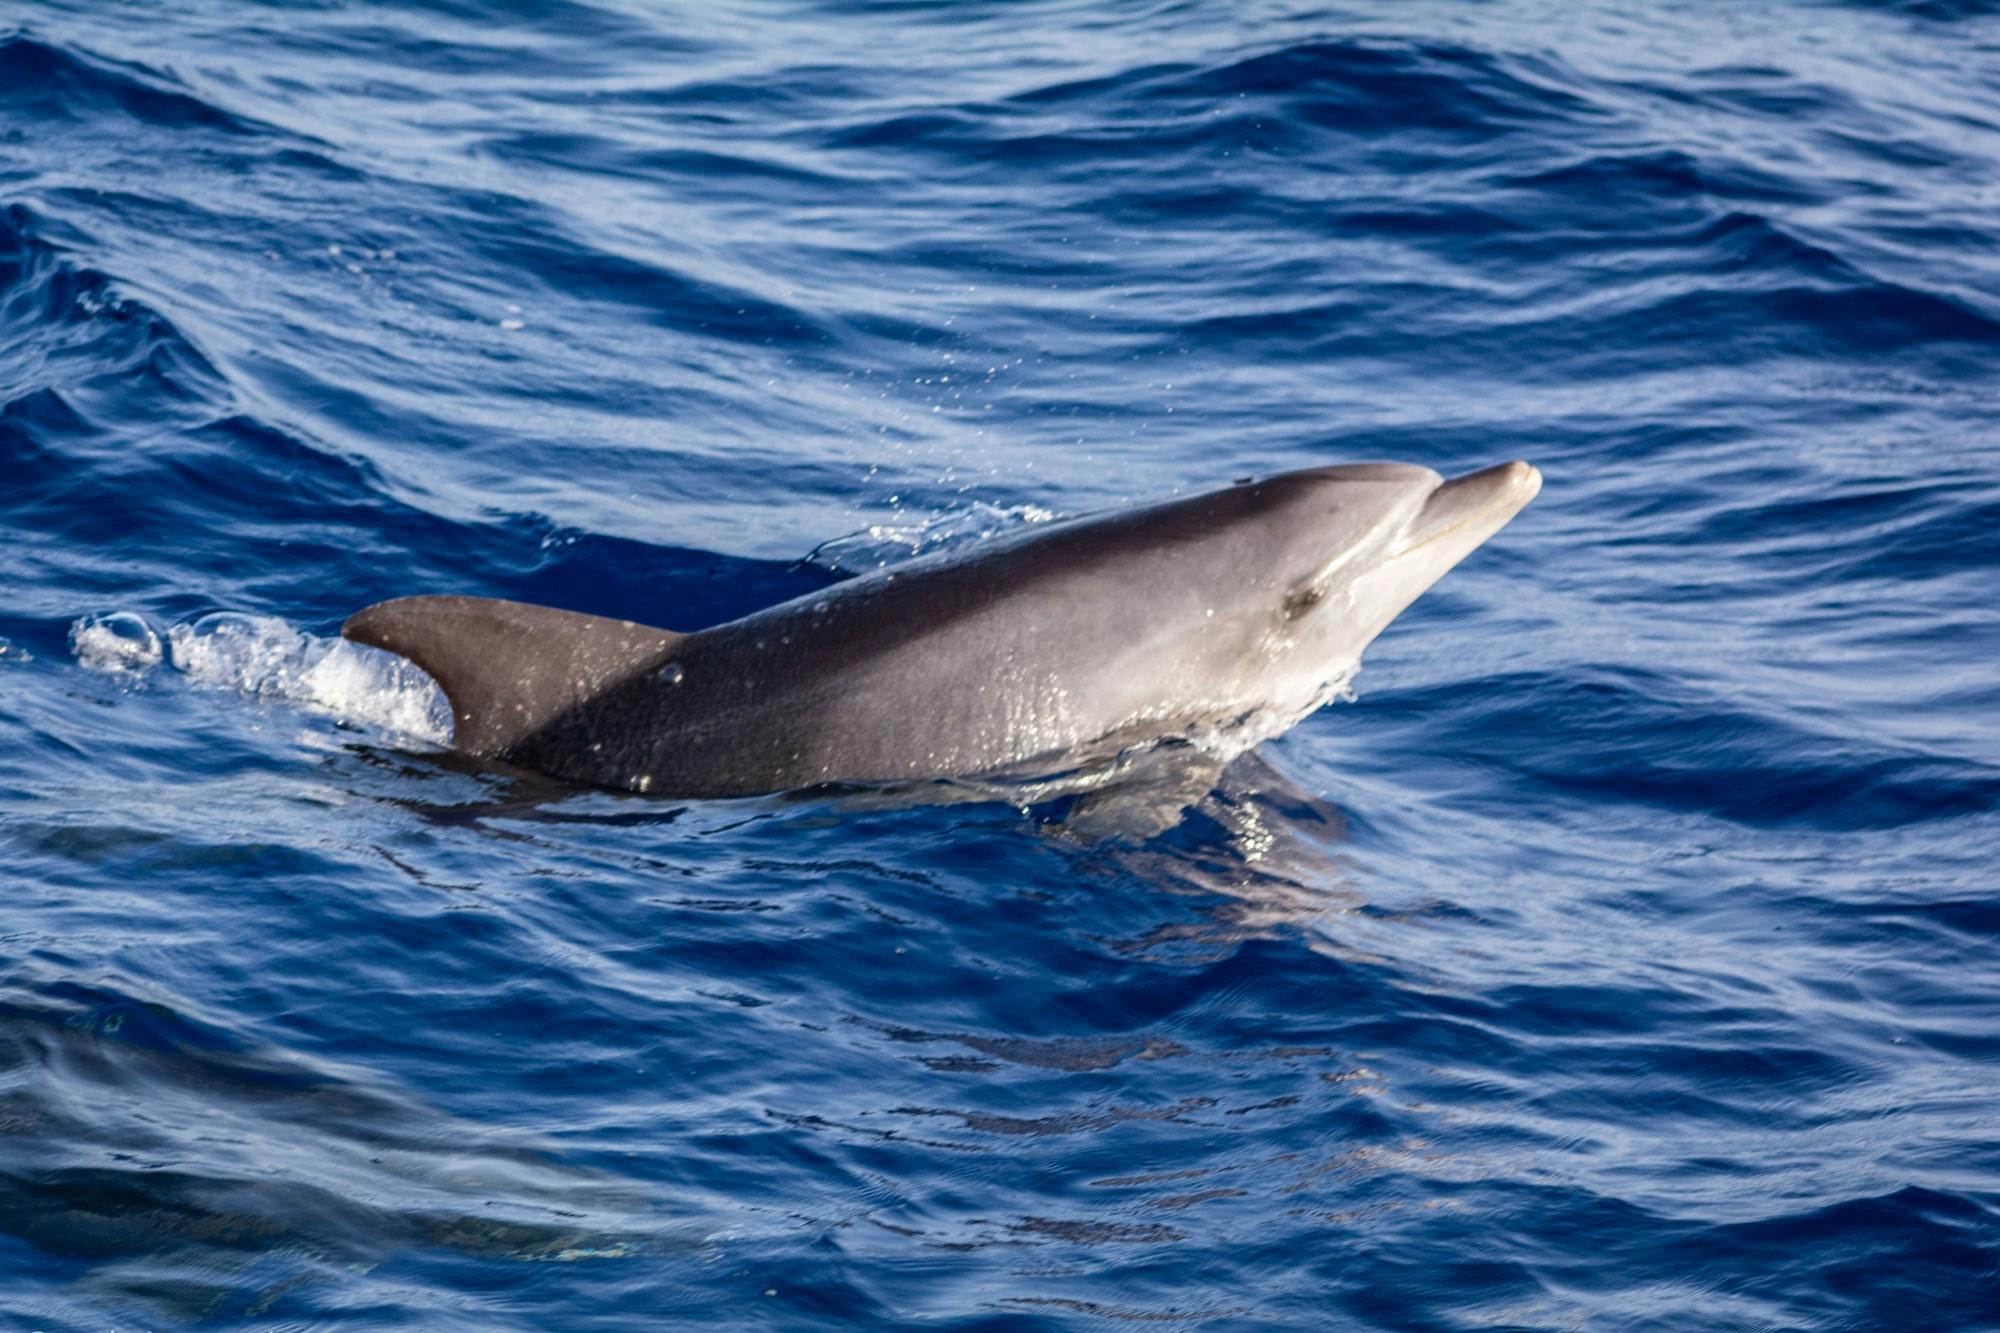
(2, 0, 1998, 1327)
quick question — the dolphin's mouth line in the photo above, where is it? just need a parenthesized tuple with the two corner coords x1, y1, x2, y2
(1392, 507, 1496, 558)
(1292, 541, 1376, 607)
(1288, 461, 1539, 607)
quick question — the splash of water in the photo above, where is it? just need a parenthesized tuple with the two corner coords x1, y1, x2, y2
(68, 610, 163, 674)
(72, 610, 452, 745)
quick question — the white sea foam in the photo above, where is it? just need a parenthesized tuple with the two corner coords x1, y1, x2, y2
(72, 609, 452, 745)
(69, 611, 164, 674)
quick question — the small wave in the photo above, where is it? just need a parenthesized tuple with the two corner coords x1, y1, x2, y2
(1151, 38, 1596, 135)
(0, 970, 672, 1322)
(1444, 665, 2000, 830)
(0, 200, 228, 410)
(0, 32, 255, 136)
(71, 610, 451, 745)
(805, 500, 1058, 573)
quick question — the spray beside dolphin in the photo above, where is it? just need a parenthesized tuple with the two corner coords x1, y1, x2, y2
(343, 460, 1540, 800)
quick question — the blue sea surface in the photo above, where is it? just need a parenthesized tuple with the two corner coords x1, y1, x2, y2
(2, 1, 1998, 1327)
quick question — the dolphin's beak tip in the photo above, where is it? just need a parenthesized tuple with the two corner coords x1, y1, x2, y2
(1443, 459, 1542, 508)
(1505, 459, 1543, 503)
(1402, 459, 1543, 555)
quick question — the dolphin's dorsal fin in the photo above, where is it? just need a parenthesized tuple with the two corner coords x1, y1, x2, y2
(342, 595, 684, 756)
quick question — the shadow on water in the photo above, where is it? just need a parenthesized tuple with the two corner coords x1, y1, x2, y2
(0, 970, 698, 1323)
(1076, 752, 1368, 961)
(346, 731, 1366, 959)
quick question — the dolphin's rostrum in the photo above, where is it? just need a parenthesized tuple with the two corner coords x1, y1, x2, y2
(344, 461, 1540, 799)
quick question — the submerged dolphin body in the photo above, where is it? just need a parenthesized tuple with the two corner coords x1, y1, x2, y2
(344, 461, 1540, 800)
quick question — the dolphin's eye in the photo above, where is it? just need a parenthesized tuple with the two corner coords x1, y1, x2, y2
(1282, 584, 1325, 621)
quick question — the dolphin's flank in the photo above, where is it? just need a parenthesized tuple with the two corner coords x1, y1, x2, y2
(343, 461, 1541, 799)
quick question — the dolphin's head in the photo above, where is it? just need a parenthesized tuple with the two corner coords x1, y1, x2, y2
(1327, 459, 1541, 635)
(1204, 460, 1541, 709)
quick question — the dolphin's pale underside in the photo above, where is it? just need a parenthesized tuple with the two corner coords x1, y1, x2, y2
(343, 461, 1541, 799)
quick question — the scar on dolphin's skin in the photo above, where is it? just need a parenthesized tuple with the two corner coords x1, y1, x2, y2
(345, 462, 1540, 805)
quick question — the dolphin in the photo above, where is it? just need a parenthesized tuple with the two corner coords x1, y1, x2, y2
(342, 460, 1540, 800)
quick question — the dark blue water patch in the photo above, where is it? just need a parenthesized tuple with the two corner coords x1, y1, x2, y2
(834, 40, 1599, 184)
(1838, 891, 2000, 943)
(1641, 1187, 2000, 1327)
(1679, 473, 2000, 574)
(1847, 0, 2000, 19)
(0, 32, 255, 136)
(1152, 40, 1605, 133)
(1398, 666, 2000, 829)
